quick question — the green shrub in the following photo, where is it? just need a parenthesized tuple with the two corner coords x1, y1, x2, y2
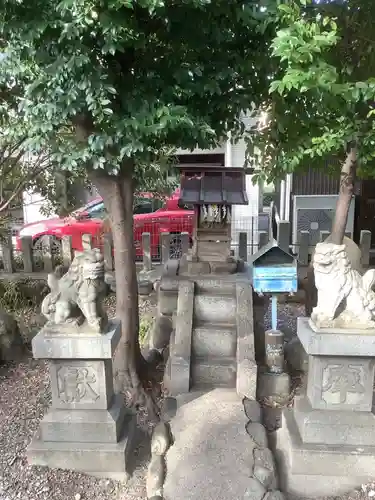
(0, 278, 48, 311)
(139, 316, 153, 347)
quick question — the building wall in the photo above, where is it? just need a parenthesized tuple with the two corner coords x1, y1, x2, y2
(230, 116, 259, 257)
(22, 190, 57, 224)
(292, 167, 340, 196)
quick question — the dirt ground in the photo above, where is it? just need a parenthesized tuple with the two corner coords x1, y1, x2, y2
(0, 296, 374, 500)
(0, 293, 157, 500)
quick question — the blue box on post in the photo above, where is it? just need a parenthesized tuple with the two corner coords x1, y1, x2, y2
(251, 239, 298, 294)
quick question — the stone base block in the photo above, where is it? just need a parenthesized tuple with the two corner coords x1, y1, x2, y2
(275, 408, 375, 497)
(27, 418, 138, 482)
(187, 260, 211, 275)
(158, 290, 178, 316)
(257, 370, 290, 400)
(209, 261, 238, 274)
(32, 320, 121, 360)
(40, 395, 127, 443)
(294, 396, 375, 446)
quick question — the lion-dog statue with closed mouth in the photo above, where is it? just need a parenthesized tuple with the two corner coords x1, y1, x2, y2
(41, 247, 108, 333)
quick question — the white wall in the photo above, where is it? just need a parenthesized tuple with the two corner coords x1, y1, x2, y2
(22, 190, 57, 224)
(229, 115, 260, 258)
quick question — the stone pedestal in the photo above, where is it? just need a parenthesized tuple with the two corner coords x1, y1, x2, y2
(27, 320, 135, 481)
(275, 317, 375, 497)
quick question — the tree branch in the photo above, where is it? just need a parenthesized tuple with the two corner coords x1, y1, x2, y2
(0, 159, 52, 214)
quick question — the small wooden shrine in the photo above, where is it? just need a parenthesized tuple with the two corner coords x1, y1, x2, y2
(177, 164, 248, 274)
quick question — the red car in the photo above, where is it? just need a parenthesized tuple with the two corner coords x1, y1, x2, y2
(16, 190, 194, 259)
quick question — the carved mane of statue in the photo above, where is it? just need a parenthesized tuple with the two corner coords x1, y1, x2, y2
(311, 242, 375, 330)
(41, 248, 108, 333)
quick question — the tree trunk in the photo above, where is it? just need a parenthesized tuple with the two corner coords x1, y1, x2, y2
(304, 145, 358, 317)
(330, 145, 358, 245)
(90, 163, 142, 396)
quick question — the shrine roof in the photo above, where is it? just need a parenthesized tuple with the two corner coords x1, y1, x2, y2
(177, 165, 249, 206)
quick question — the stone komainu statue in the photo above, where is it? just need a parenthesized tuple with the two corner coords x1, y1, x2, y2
(41, 247, 108, 332)
(311, 241, 375, 330)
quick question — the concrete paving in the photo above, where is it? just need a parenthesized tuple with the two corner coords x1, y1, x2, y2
(164, 389, 276, 500)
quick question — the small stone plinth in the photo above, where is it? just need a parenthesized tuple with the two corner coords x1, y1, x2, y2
(275, 317, 375, 497)
(27, 320, 135, 481)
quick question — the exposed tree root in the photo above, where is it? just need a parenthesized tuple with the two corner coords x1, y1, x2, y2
(118, 356, 163, 428)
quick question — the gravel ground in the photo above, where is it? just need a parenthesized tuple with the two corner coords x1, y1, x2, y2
(0, 292, 157, 500)
(1, 292, 374, 500)
(263, 301, 305, 340)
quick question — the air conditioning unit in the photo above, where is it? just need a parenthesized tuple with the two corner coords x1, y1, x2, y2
(292, 195, 355, 254)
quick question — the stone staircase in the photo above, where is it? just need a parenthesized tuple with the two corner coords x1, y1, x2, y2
(191, 280, 237, 389)
(165, 275, 255, 399)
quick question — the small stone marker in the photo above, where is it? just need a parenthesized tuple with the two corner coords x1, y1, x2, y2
(265, 329, 284, 374)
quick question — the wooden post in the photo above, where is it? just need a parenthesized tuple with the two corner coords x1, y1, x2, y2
(277, 220, 290, 253)
(298, 230, 310, 266)
(62, 236, 74, 268)
(360, 230, 372, 268)
(161, 232, 170, 263)
(258, 230, 269, 249)
(42, 235, 54, 272)
(238, 232, 248, 261)
(142, 232, 152, 272)
(181, 232, 189, 257)
(103, 233, 114, 272)
(1, 231, 14, 273)
(82, 233, 93, 250)
(21, 236, 34, 273)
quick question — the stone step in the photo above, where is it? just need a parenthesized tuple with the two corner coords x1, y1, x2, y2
(191, 356, 237, 388)
(192, 323, 237, 358)
(193, 293, 237, 324)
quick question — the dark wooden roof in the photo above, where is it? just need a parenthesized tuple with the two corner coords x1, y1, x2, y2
(177, 165, 249, 206)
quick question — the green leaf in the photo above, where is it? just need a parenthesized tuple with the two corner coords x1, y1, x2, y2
(269, 81, 280, 94)
(278, 4, 293, 14)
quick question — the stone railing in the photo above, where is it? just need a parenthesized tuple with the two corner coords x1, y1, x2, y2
(0, 224, 372, 279)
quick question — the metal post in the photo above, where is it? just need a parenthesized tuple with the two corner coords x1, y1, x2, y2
(271, 295, 278, 331)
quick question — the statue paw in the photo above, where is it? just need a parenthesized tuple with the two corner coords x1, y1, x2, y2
(87, 317, 104, 333)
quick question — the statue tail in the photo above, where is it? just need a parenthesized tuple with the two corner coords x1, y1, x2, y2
(47, 272, 59, 293)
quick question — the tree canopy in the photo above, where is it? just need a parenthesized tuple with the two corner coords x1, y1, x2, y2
(0, 0, 277, 401)
(0, 0, 275, 171)
(247, 0, 375, 183)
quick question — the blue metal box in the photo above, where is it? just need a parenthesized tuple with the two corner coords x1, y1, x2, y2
(251, 239, 297, 294)
(252, 266, 298, 293)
